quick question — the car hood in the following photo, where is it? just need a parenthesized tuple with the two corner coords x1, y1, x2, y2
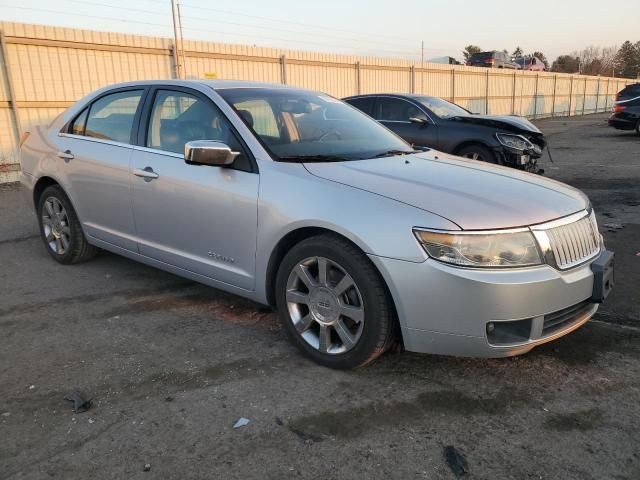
(304, 152, 588, 230)
(450, 114, 542, 135)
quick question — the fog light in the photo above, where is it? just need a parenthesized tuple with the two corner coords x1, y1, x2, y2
(487, 322, 495, 333)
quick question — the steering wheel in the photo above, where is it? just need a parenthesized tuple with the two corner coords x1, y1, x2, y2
(317, 129, 343, 142)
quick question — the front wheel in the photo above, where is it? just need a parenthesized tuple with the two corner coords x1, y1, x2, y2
(275, 234, 397, 369)
(457, 144, 499, 164)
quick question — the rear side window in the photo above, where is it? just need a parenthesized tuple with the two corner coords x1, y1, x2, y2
(346, 97, 374, 116)
(84, 90, 143, 144)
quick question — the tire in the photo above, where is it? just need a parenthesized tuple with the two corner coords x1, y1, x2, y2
(457, 144, 499, 164)
(36, 185, 98, 264)
(275, 234, 397, 369)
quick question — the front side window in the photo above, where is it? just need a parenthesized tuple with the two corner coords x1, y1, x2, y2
(375, 98, 425, 122)
(84, 90, 142, 143)
(147, 89, 250, 170)
(217, 88, 412, 161)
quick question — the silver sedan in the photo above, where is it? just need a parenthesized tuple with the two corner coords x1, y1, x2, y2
(20, 80, 615, 368)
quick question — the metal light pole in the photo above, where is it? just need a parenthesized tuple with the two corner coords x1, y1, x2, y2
(177, 2, 187, 78)
(420, 40, 424, 93)
(170, 0, 182, 79)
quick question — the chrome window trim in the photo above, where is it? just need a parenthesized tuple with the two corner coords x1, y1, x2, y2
(132, 145, 183, 159)
(58, 132, 132, 149)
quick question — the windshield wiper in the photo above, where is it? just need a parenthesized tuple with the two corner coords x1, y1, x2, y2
(277, 155, 351, 163)
(371, 149, 418, 158)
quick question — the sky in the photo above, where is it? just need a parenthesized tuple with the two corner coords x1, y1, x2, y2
(0, 0, 638, 62)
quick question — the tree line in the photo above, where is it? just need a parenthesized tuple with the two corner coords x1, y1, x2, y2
(461, 42, 640, 78)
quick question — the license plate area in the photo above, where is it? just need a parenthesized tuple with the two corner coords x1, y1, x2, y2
(591, 250, 614, 303)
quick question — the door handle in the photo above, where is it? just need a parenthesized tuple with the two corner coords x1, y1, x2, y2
(133, 167, 159, 181)
(57, 150, 74, 161)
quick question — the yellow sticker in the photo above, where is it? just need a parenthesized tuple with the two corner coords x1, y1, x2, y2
(203, 72, 217, 79)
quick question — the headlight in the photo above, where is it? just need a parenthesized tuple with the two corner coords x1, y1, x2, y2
(414, 229, 542, 268)
(496, 133, 533, 151)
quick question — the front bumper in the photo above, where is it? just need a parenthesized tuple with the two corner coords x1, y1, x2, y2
(369, 251, 609, 358)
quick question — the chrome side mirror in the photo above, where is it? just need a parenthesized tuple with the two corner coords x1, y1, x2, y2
(409, 117, 428, 125)
(184, 140, 239, 167)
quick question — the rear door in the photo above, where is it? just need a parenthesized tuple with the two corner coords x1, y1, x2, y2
(58, 88, 145, 251)
(129, 86, 259, 290)
(372, 97, 438, 148)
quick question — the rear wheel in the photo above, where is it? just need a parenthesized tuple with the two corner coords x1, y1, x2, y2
(457, 144, 499, 164)
(37, 185, 98, 264)
(275, 234, 397, 369)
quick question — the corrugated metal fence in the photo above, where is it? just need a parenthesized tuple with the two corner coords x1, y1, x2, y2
(0, 21, 634, 183)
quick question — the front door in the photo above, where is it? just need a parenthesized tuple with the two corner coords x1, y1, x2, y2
(373, 97, 438, 148)
(130, 88, 259, 290)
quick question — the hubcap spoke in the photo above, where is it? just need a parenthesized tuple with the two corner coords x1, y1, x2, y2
(333, 274, 355, 296)
(317, 257, 328, 285)
(286, 289, 309, 305)
(45, 201, 54, 217)
(60, 234, 70, 250)
(294, 264, 316, 289)
(334, 319, 356, 349)
(295, 314, 314, 334)
(340, 304, 364, 324)
(55, 237, 63, 253)
(318, 325, 331, 353)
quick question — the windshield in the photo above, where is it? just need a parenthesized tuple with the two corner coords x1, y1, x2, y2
(217, 88, 413, 161)
(414, 96, 469, 119)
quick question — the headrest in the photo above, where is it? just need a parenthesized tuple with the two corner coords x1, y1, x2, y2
(237, 109, 254, 128)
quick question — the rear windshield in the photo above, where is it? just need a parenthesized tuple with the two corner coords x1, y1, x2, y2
(470, 52, 495, 60)
(619, 84, 640, 99)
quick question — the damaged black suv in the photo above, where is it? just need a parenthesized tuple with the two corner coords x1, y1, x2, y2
(344, 94, 546, 173)
(608, 83, 640, 136)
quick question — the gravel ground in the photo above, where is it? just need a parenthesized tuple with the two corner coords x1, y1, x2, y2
(1, 113, 639, 479)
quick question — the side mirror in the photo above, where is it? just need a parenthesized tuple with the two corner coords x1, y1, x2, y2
(409, 117, 428, 125)
(184, 140, 239, 167)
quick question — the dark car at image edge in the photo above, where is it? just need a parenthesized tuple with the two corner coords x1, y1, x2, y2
(344, 93, 546, 173)
(608, 83, 640, 135)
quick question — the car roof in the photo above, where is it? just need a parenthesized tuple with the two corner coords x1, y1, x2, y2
(344, 93, 436, 102)
(93, 79, 309, 92)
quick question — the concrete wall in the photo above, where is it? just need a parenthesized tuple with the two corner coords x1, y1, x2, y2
(0, 21, 634, 183)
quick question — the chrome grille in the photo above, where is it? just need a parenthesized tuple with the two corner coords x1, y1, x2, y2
(539, 212, 600, 270)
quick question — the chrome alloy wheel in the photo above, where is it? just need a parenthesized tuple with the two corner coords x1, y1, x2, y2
(285, 256, 365, 355)
(42, 197, 71, 255)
